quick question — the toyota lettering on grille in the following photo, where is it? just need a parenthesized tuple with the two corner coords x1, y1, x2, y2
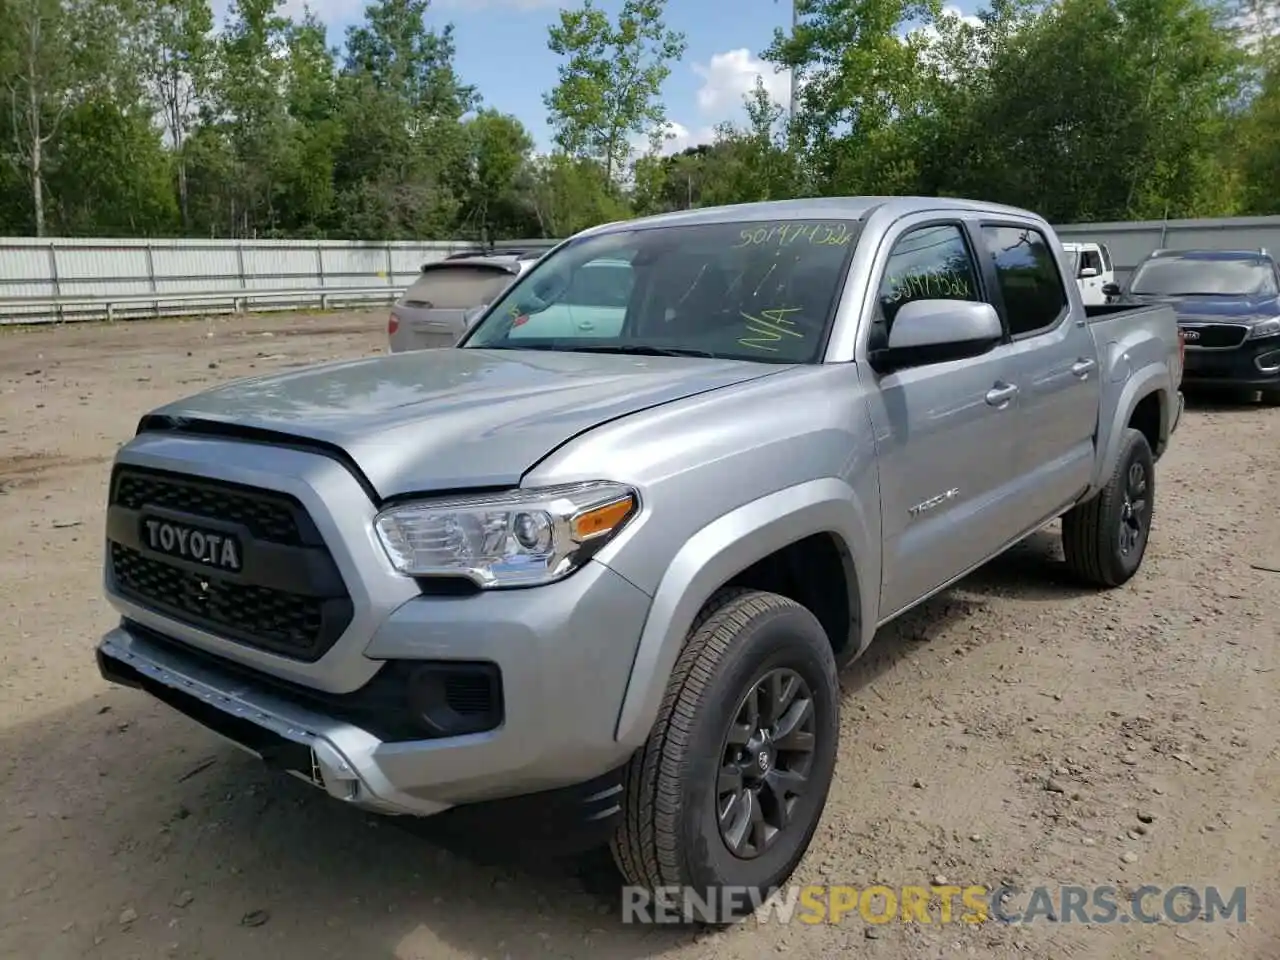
(140, 517, 243, 572)
(1182, 329, 1201, 341)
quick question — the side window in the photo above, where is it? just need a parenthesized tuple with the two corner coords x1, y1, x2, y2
(1099, 244, 1113, 271)
(1080, 250, 1103, 274)
(875, 224, 982, 343)
(981, 225, 1069, 337)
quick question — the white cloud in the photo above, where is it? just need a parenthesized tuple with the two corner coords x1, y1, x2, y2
(903, 4, 983, 45)
(692, 48, 792, 121)
(630, 120, 718, 158)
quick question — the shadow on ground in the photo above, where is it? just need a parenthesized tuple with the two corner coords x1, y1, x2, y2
(958, 527, 1095, 602)
(0, 692, 696, 960)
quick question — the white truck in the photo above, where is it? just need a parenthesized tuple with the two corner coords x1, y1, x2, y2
(1063, 241, 1116, 305)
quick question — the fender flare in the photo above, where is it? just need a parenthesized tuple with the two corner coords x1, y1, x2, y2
(611, 478, 877, 750)
(1090, 364, 1169, 495)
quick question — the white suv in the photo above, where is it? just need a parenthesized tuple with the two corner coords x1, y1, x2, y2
(388, 251, 542, 352)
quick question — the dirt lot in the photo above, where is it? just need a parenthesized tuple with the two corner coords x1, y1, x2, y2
(1, 309, 1278, 960)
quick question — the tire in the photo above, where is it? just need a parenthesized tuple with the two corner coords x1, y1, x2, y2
(1260, 389, 1280, 407)
(1062, 427, 1155, 588)
(611, 587, 840, 925)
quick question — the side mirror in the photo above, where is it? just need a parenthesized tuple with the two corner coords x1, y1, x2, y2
(1079, 267, 1099, 278)
(870, 300, 1003, 373)
(1101, 282, 1121, 298)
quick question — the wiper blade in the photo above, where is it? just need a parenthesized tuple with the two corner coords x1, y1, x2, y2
(564, 344, 721, 359)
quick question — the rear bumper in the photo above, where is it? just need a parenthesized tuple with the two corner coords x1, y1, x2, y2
(1181, 340, 1280, 388)
(388, 303, 466, 352)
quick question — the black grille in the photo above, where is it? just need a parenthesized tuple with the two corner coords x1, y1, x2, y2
(445, 674, 499, 716)
(1182, 323, 1248, 349)
(111, 543, 329, 655)
(106, 466, 353, 661)
(113, 471, 301, 544)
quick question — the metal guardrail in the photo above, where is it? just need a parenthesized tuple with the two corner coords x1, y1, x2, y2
(0, 284, 408, 326)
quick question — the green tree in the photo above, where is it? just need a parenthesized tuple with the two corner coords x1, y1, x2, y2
(457, 109, 535, 241)
(527, 153, 632, 237)
(331, 0, 476, 238)
(49, 97, 178, 235)
(1, 0, 79, 235)
(133, 0, 215, 229)
(764, 0, 943, 195)
(206, 0, 294, 235)
(544, 0, 687, 186)
(922, 0, 1247, 220)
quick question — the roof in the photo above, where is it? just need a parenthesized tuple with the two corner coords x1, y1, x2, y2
(579, 196, 1044, 236)
(419, 257, 522, 276)
(1149, 249, 1272, 261)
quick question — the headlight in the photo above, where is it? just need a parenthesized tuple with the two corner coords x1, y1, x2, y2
(373, 481, 638, 587)
(1246, 318, 1280, 340)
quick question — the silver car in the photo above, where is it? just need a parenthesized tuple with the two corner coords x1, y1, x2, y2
(387, 251, 541, 351)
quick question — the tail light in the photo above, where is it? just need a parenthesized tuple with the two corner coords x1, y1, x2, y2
(388, 314, 399, 336)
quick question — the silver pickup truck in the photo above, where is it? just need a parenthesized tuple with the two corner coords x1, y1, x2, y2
(95, 196, 1182, 918)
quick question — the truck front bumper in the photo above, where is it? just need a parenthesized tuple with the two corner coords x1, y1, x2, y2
(96, 556, 653, 849)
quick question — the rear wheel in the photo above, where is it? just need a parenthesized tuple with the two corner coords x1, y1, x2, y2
(611, 588, 840, 925)
(1062, 427, 1155, 588)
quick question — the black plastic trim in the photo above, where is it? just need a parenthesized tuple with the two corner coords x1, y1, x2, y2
(106, 504, 346, 598)
(115, 621, 503, 743)
(133, 416, 383, 506)
(107, 464, 356, 662)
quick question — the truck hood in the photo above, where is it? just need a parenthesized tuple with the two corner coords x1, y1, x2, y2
(1124, 292, 1280, 321)
(140, 347, 781, 498)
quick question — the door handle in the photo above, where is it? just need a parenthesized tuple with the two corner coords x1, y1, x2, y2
(985, 382, 1018, 407)
(1071, 358, 1097, 378)
(578, 320, 595, 330)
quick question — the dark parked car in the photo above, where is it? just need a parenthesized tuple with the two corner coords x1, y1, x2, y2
(1105, 248, 1280, 403)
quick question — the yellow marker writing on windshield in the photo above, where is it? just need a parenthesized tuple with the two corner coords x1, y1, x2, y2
(739, 307, 804, 352)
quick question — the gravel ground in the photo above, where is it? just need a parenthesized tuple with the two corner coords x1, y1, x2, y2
(1, 310, 1278, 960)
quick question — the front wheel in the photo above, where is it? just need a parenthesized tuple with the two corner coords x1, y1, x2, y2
(611, 588, 840, 924)
(1062, 427, 1155, 587)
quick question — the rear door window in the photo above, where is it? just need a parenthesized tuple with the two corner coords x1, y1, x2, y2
(404, 265, 515, 309)
(980, 225, 1070, 337)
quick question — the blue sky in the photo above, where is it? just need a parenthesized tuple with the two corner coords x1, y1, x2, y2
(220, 0, 977, 153)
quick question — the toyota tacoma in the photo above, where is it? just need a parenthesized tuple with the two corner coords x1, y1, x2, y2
(96, 197, 1183, 918)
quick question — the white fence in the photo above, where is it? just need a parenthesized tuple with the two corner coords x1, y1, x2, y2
(0, 236, 557, 325)
(4, 213, 1280, 325)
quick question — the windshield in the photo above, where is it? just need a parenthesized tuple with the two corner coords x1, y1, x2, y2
(1128, 257, 1278, 297)
(460, 218, 862, 363)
